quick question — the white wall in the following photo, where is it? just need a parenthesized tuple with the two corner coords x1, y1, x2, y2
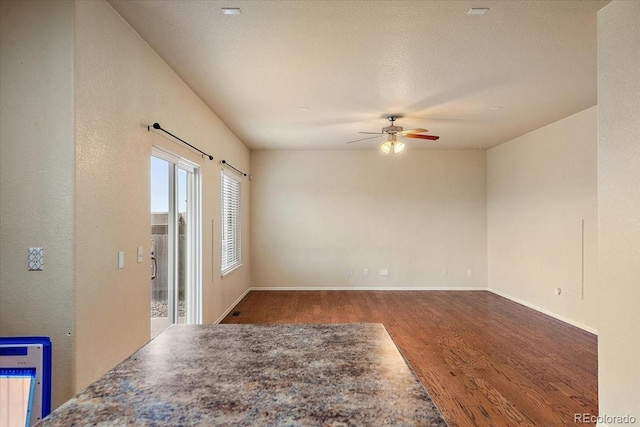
(73, 0, 251, 391)
(597, 0, 640, 420)
(251, 150, 487, 289)
(487, 106, 598, 332)
(0, 0, 76, 408)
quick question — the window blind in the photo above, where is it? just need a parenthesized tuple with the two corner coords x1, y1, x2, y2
(221, 171, 241, 274)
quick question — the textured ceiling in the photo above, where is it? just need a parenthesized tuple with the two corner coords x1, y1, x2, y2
(109, 0, 608, 150)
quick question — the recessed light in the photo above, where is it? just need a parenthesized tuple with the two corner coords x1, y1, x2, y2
(222, 8, 241, 15)
(468, 7, 489, 15)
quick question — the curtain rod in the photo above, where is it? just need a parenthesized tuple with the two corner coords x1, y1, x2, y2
(148, 122, 214, 161)
(221, 160, 247, 176)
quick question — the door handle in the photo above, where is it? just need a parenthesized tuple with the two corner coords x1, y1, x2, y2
(151, 254, 157, 280)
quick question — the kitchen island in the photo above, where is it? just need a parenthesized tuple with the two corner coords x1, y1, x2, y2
(40, 323, 446, 426)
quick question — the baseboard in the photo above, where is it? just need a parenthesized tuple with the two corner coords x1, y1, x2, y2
(487, 288, 598, 335)
(214, 287, 252, 324)
(249, 286, 488, 291)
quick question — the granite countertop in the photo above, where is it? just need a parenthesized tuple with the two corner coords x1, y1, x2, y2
(40, 323, 446, 426)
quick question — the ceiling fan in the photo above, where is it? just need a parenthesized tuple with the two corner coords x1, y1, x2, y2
(347, 115, 440, 154)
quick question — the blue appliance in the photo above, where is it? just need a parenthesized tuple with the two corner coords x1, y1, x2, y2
(0, 337, 52, 426)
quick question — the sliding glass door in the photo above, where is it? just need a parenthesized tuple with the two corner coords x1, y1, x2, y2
(150, 149, 201, 338)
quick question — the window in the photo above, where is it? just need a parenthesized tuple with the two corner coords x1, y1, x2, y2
(221, 170, 241, 275)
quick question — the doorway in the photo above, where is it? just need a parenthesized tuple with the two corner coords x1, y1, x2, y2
(150, 149, 201, 338)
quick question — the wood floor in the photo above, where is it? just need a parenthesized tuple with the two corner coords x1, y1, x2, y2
(221, 291, 597, 427)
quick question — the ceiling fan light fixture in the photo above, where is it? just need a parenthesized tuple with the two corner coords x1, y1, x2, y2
(379, 140, 392, 155)
(380, 134, 405, 155)
(351, 116, 439, 151)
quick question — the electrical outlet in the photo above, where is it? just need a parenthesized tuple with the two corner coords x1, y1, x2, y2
(28, 247, 44, 271)
(442, 269, 448, 276)
(380, 269, 389, 276)
(137, 246, 143, 263)
(118, 251, 125, 269)
(363, 268, 369, 276)
(468, 269, 473, 277)
(348, 268, 353, 276)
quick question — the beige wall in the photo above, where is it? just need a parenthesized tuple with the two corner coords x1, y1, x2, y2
(0, 0, 76, 408)
(598, 0, 640, 421)
(1, 0, 251, 406)
(251, 150, 487, 288)
(487, 106, 598, 332)
(73, 0, 250, 391)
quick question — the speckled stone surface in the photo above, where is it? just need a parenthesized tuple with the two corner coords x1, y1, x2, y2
(41, 324, 446, 426)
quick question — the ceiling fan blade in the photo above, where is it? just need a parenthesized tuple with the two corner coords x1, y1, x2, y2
(403, 134, 440, 141)
(359, 132, 385, 135)
(400, 128, 428, 136)
(346, 135, 386, 144)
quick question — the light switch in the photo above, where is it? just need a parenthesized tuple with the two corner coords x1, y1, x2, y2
(28, 247, 44, 271)
(380, 269, 389, 276)
(137, 247, 143, 263)
(118, 251, 125, 269)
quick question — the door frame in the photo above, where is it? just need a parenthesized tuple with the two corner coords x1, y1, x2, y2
(151, 147, 202, 328)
